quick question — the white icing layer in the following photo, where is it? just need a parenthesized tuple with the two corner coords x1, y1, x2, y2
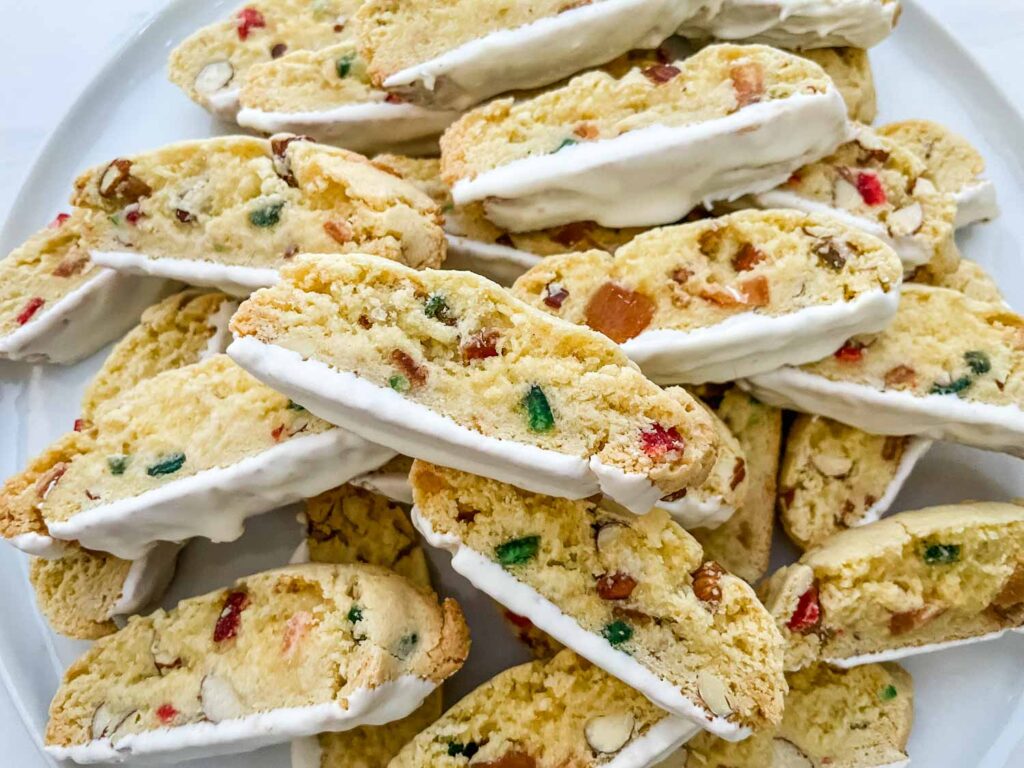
(201, 299, 239, 360)
(206, 87, 241, 120)
(589, 458, 663, 515)
(858, 437, 932, 527)
(228, 337, 661, 513)
(290, 736, 322, 768)
(412, 507, 748, 740)
(605, 717, 701, 768)
(110, 541, 183, 617)
(622, 288, 898, 385)
(91, 250, 278, 297)
(748, 189, 933, 271)
(678, 0, 899, 50)
(47, 429, 396, 560)
(46, 675, 436, 765)
(382, 0, 712, 110)
(7, 532, 67, 559)
(656, 492, 735, 530)
(237, 101, 459, 155)
(349, 468, 414, 506)
(456, 91, 851, 232)
(954, 180, 999, 228)
(827, 627, 1021, 669)
(740, 367, 1024, 458)
(442, 234, 541, 287)
(0, 268, 173, 364)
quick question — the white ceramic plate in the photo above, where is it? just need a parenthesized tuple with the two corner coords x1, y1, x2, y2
(1, 1, 1023, 765)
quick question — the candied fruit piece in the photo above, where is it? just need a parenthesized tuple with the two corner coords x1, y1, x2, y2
(730, 62, 764, 107)
(236, 7, 266, 40)
(213, 590, 250, 642)
(423, 294, 455, 324)
(856, 172, 887, 206)
(543, 282, 569, 309)
(965, 350, 991, 375)
(323, 220, 353, 244)
(880, 685, 898, 701)
(522, 385, 555, 433)
(462, 330, 500, 361)
(602, 620, 633, 646)
(584, 282, 655, 343)
(787, 586, 821, 633)
(496, 535, 540, 566)
(249, 202, 284, 228)
(107, 455, 129, 476)
(156, 704, 178, 724)
(336, 53, 355, 78)
(147, 452, 186, 477)
(16, 297, 45, 326)
(922, 543, 960, 565)
(732, 243, 765, 272)
(930, 376, 971, 396)
(640, 423, 683, 459)
(834, 341, 864, 362)
(391, 349, 427, 387)
(642, 64, 681, 84)
(49, 212, 71, 228)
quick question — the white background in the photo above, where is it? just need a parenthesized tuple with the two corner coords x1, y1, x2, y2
(2, 0, 1024, 764)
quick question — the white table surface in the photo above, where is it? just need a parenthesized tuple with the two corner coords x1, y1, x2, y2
(2, 0, 1024, 763)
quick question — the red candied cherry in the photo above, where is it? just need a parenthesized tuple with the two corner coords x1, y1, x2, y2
(156, 704, 178, 724)
(503, 611, 534, 629)
(787, 585, 821, 633)
(124, 204, 143, 225)
(213, 590, 250, 642)
(462, 330, 500, 361)
(642, 64, 681, 84)
(236, 7, 266, 40)
(49, 212, 71, 228)
(543, 282, 569, 309)
(834, 341, 865, 363)
(384, 92, 405, 104)
(640, 423, 684, 459)
(16, 297, 45, 326)
(856, 172, 887, 206)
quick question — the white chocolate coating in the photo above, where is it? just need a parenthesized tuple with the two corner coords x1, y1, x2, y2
(740, 367, 1024, 457)
(237, 101, 459, 156)
(678, 0, 899, 50)
(8, 531, 68, 559)
(656, 492, 736, 530)
(0, 268, 174, 364)
(621, 288, 898, 385)
(91, 250, 278, 297)
(412, 507, 747, 740)
(382, 0, 715, 110)
(826, 627, 1021, 669)
(45, 675, 437, 765)
(954, 181, 999, 228)
(349, 467, 414, 506)
(228, 337, 668, 513)
(109, 541, 183, 617)
(206, 87, 241, 121)
(47, 429, 396, 560)
(455, 91, 851, 232)
(200, 298, 239, 360)
(858, 436, 932, 527)
(442, 234, 541, 287)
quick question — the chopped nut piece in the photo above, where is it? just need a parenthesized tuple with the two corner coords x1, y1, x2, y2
(194, 60, 234, 94)
(732, 243, 766, 272)
(888, 202, 924, 237)
(584, 282, 655, 343)
(642, 64, 681, 84)
(584, 712, 635, 754)
(730, 458, 746, 490)
(811, 453, 853, 478)
(889, 603, 944, 635)
(697, 671, 732, 716)
(730, 62, 765, 107)
(692, 562, 725, 605)
(35, 462, 69, 500)
(52, 253, 90, 278)
(884, 365, 917, 389)
(772, 739, 814, 767)
(739, 275, 770, 306)
(573, 122, 600, 140)
(200, 675, 244, 722)
(834, 176, 862, 210)
(323, 220, 353, 244)
(98, 159, 152, 203)
(596, 572, 638, 600)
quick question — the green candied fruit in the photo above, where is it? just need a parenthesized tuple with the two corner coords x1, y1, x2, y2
(146, 452, 186, 477)
(286, 400, 306, 411)
(396, 632, 419, 658)
(447, 741, 479, 758)
(388, 374, 410, 393)
(423, 294, 453, 323)
(965, 350, 991, 375)
(522, 385, 555, 433)
(554, 138, 578, 153)
(108, 213, 121, 226)
(602, 620, 633, 646)
(923, 543, 960, 565)
(347, 605, 363, 623)
(930, 376, 972, 396)
(495, 535, 540, 566)
(106, 455, 129, 476)
(249, 201, 284, 228)
(880, 684, 898, 701)
(336, 53, 355, 78)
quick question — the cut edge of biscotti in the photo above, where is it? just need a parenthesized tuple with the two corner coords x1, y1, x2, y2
(44, 563, 470, 764)
(227, 252, 719, 514)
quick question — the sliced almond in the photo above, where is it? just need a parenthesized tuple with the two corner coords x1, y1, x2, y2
(833, 177, 862, 210)
(811, 453, 853, 478)
(195, 60, 234, 94)
(913, 177, 938, 196)
(888, 202, 924, 237)
(584, 711, 635, 754)
(595, 522, 626, 552)
(697, 671, 732, 717)
(772, 738, 814, 767)
(200, 674, 244, 723)
(91, 704, 134, 740)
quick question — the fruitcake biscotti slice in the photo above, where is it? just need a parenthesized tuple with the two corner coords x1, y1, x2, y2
(778, 415, 932, 550)
(762, 502, 1024, 671)
(677, 662, 913, 768)
(737, 124, 959, 276)
(409, 460, 786, 738)
(168, 0, 357, 119)
(34, 355, 395, 559)
(878, 119, 998, 228)
(237, 42, 460, 155)
(691, 387, 783, 583)
(45, 564, 469, 764)
(677, 0, 900, 50)
(925, 258, 1004, 305)
(802, 47, 877, 124)
(0, 210, 173, 364)
(441, 44, 850, 232)
(512, 210, 902, 384)
(291, 485, 443, 768)
(355, 0, 710, 110)
(73, 135, 445, 295)
(389, 650, 701, 768)
(742, 284, 1024, 457)
(228, 253, 718, 514)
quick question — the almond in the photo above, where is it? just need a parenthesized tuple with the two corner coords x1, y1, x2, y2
(194, 60, 234, 94)
(200, 674, 244, 723)
(772, 738, 814, 767)
(584, 712, 635, 754)
(811, 453, 853, 478)
(834, 176, 862, 209)
(888, 202, 924, 237)
(697, 671, 732, 716)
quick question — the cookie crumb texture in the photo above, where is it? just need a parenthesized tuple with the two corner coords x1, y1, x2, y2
(802, 47, 877, 124)
(779, 415, 921, 550)
(29, 549, 132, 640)
(230, 253, 719, 498)
(683, 662, 913, 768)
(762, 502, 1024, 670)
(44, 564, 469, 753)
(71, 136, 445, 276)
(391, 649, 681, 767)
(878, 119, 987, 198)
(924, 259, 1003, 305)
(410, 461, 786, 730)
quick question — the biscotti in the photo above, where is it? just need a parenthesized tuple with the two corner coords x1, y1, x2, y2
(389, 650, 702, 768)
(440, 44, 850, 232)
(228, 253, 719, 514)
(44, 564, 469, 763)
(737, 124, 959, 276)
(742, 284, 1024, 457)
(168, 0, 359, 118)
(72, 136, 445, 295)
(679, 662, 913, 768)
(511, 210, 902, 384)
(925, 258, 1004, 305)
(0, 211, 172, 364)
(803, 47, 877, 123)
(878, 119, 998, 228)
(355, 0, 709, 110)
(236, 42, 460, 155)
(410, 460, 786, 738)
(761, 502, 1024, 670)
(778, 415, 932, 550)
